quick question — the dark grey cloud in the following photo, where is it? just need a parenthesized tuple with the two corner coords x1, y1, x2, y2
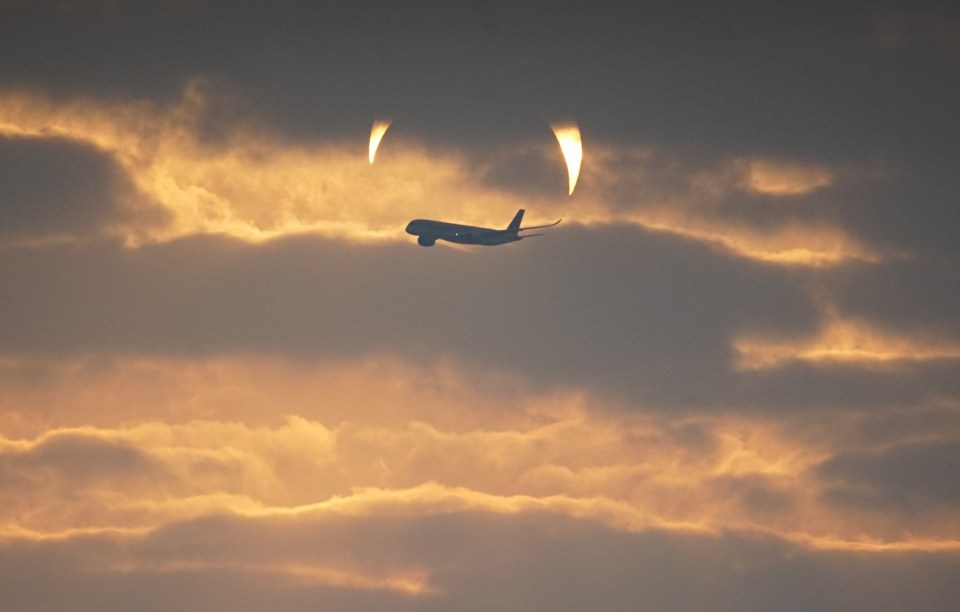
(2, 226, 957, 413)
(0, 226, 825, 411)
(476, 143, 569, 199)
(0, 431, 165, 528)
(735, 362, 960, 413)
(0, 135, 165, 241)
(586, 142, 960, 264)
(707, 474, 797, 516)
(820, 440, 960, 511)
(0, 432, 162, 489)
(3, 1, 958, 159)
(825, 165, 960, 259)
(3, 510, 960, 612)
(849, 404, 960, 448)
(0, 531, 417, 612)
(823, 254, 960, 334)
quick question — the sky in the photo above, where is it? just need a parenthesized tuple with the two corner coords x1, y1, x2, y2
(1, 1, 960, 610)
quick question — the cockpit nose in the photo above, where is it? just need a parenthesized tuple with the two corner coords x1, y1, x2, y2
(405, 220, 420, 235)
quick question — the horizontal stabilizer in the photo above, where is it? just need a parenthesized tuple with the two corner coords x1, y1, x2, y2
(518, 218, 562, 232)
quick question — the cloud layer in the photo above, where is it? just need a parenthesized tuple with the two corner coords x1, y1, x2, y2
(2, 1, 960, 610)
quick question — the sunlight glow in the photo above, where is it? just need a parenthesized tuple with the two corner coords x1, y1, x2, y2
(368, 119, 392, 164)
(550, 121, 582, 195)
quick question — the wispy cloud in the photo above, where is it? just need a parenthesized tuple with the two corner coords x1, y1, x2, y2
(0, 84, 890, 267)
(3, 355, 958, 553)
(734, 312, 960, 370)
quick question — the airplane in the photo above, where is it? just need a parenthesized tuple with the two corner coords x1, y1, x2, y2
(405, 209, 561, 247)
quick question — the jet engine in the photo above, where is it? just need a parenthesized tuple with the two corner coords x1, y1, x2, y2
(417, 236, 436, 247)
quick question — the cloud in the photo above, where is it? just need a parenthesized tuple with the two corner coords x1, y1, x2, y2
(2, 1, 957, 166)
(824, 258, 960, 336)
(3, 354, 959, 550)
(3, 505, 960, 612)
(733, 311, 960, 370)
(0, 225, 826, 408)
(821, 441, 960, 510)
(0, 85, 901, 267)
(3, 3, 960, 609)
(0, 134, 166, 243)
(581, 145, 887, 266)
(871, 9, 960, 59)
(740, 158, 836, 196)
(0, 84, 570, 244)
(1, 430, 159, 481)
(2, 221, 955, 412)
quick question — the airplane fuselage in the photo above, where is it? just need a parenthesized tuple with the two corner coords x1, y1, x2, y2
(405, 220, 522, 246)
(405, 209, 560, 247)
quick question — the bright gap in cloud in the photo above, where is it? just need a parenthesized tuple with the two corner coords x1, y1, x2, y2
(368, 119, 392, 164)
(550, 121, 583, 196)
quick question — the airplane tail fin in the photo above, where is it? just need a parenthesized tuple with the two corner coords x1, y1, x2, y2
(507, 209, 525, 231)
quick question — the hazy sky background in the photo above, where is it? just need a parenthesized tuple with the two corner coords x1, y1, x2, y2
(2, 1, 960, 610)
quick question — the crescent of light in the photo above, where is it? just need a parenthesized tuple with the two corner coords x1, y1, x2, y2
(369, 119, 393, 164)
(550, 122, 582, 195)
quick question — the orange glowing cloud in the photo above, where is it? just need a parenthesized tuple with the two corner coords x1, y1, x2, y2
(741, 158, 836, 196)
(580, 145, 887, 267)
(103, 558, 436, 595)
(0, 84, 890, 268)
(624, 214, 881, 266)
(4, 355, 959, 551)
(734, 314, 960, 370)
(0, 84, 530, 244)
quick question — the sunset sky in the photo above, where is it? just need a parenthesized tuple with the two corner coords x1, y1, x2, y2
(2, 1, 960, 610)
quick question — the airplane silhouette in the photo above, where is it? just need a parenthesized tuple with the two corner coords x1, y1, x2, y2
(405, 209, 561, 247)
